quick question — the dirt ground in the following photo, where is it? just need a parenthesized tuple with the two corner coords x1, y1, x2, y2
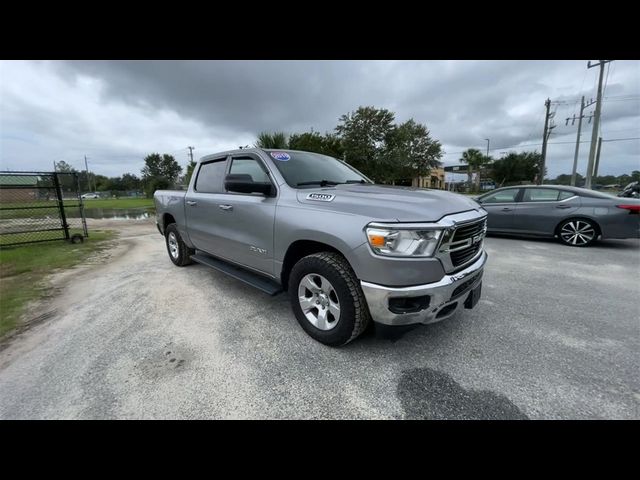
(0, 218, 638, 419)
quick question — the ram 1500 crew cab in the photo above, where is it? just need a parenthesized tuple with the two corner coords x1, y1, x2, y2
(155, 149, 488, 346)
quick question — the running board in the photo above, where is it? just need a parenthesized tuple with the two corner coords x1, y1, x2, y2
(191, 252, 283, 296)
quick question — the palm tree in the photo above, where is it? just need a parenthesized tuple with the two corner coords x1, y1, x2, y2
(255, 132, 288, 149)
(460, 148, 488, 192)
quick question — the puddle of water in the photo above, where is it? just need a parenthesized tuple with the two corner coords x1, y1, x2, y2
(80, 208, 152, 220)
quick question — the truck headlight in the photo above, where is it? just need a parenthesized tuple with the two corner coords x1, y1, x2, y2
(365, 225, 443, 257)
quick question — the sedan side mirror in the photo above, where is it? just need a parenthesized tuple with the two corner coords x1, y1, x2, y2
(224, 174, 275, 196)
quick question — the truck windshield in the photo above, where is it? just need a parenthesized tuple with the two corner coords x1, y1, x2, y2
(264, 150, 371, 188)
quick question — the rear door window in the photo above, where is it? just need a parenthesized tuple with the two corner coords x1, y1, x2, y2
(522, 188, 560, 202)
(195, 158, 227, 193)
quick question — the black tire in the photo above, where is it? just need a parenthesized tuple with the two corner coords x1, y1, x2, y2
(69, 234, 84, 244)
(165, 224, 194, 266)
(557, 218, 598, 247)
(288, 252, 370, 346)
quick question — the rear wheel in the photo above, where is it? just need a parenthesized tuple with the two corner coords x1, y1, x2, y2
(289, 252, 370, 346)
(558, 218, 598, 247)
(165, 224, 194, 266)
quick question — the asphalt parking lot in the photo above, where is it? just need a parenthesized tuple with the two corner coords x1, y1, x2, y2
(0, 219, 638, 419)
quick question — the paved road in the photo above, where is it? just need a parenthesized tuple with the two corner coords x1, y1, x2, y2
(0, 219, 638, 419)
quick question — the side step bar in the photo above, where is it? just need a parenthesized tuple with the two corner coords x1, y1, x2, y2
(191, 252, 283, 296)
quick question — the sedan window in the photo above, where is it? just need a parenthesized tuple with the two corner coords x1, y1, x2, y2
(480, 189, 519, 203)
(522, 188, 560, 202)
(558, 191, 576, 200)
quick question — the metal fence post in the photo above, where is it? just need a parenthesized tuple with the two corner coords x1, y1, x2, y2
(52, 172, 70, 240)
(75, 172, 89, 239)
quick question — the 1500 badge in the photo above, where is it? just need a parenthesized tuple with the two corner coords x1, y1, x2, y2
(306, 193, 335, 202)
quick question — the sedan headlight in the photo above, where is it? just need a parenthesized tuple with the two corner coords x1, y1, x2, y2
(365, 225, 443, 257)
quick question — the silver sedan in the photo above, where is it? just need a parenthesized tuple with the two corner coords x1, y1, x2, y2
(475, 185, 640, 247)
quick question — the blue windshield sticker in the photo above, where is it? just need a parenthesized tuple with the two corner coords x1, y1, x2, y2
(270, 152, 291, 161)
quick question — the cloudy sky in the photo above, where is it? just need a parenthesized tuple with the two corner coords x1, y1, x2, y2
(1, 60, 638, 180)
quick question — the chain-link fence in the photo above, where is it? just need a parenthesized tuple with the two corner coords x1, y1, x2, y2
(0, 171, 88, 247)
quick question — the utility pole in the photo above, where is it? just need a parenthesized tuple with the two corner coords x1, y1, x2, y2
(539, 98, 555, 185)
(585, 60, 612, 189)
(566, 96, 596, 186)
(187, 146, 195, 164)
(84, 155, 92, 192)
(593, 137, 603, 178)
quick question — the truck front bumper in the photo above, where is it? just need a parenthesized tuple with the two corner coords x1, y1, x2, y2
(360, 251, 487, 326)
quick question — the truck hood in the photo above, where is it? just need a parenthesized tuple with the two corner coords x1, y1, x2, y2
(295, 184, 484, 222)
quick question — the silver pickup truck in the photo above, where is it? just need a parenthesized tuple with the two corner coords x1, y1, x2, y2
(154, 148, 488, 346)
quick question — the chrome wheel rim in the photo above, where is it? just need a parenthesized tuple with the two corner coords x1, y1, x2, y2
(168, 232, 179, 259)
(560, 221, 595, 245)
(298, 274, 340, 331)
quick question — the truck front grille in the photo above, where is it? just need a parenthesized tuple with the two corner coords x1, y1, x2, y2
(447, 218, 486, 268)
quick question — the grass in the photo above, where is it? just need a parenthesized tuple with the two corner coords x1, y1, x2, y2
(0, 197, 155, 220)
(0, 230, 116, 338)
(80, 198, 154, 209)
(0, 228, 87, 247)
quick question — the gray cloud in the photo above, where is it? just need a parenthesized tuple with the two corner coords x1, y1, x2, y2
(1, 60, 639, 178)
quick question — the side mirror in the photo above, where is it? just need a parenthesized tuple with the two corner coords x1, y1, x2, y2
(224, 174, 274, 196)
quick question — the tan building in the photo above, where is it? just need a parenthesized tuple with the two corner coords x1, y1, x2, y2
(412, 167, 446, 189)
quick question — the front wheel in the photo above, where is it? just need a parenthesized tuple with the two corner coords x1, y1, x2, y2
(165, 224, 194, 266)
(558, 218, 598, 247)
(288, 252, 370, 346)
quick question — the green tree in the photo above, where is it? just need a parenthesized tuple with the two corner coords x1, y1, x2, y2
(120, 173, 141, 191)
(617, 174, 631, 186)
(54, 161, 76, 173)
(335, 106, 395, 180)
(184, 160, 197, 185)
(255, 132, 288, 149)
(551, 173, 584, 186)
(592, 175, 617, 186)
(141, 153, 181, 183)
(630, 170, 640, 182)
(381, 119, 443, 183)
(288, 131, 345, 158)
(490, 151, 542, 186)
(141, 153, 181, 198)
(93, 174, 110, 191)
(144, 177, 170, 199)
(459, 149, 491, 192)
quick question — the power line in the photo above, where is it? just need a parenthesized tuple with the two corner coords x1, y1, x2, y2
(443, 136, 638, 157)
(602, 137, 640, 142)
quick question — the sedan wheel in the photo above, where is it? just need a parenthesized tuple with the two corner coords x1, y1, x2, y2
(559, 219, 597, 247)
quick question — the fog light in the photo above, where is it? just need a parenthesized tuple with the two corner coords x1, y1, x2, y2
(388, 295, 430, 314)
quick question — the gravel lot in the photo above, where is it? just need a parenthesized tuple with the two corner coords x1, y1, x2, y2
(0, 218, 638, 419)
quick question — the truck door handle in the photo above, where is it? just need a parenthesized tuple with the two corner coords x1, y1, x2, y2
(218, 204, 233, 211)
(556, 205, 571, 209)
(501, 207, 513, 211)
(186, 200, 197, 206)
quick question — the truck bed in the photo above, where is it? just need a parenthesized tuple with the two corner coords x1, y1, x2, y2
(154, 189, 187, 234)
